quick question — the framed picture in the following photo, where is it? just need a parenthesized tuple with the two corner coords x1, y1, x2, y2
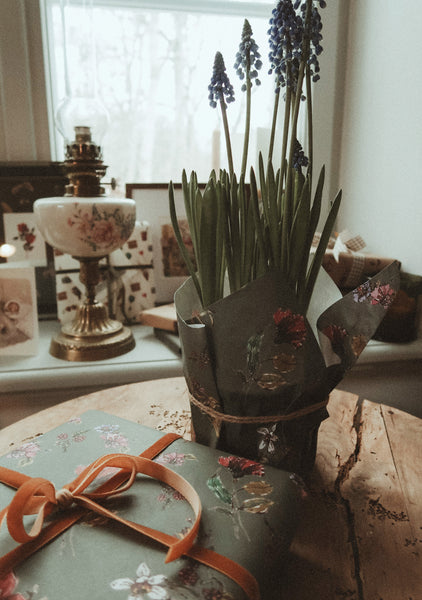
(0, 264, 39, 355)
(126, 183, 198, 304)
(0, 162, 67, 318)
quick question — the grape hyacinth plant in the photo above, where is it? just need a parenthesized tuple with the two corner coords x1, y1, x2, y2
(169, 0, 341, 314)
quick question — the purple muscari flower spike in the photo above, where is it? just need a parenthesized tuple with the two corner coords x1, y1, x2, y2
(297, 0, 325, 82)
(208, 51, 235, 108)
(234, 19, 262, 92)
(292, 139, 309, 170)
(268, 0, 325, 92)
(268, 0, 304, 93)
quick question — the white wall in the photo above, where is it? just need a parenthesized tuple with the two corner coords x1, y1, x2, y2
(311, 0, 348, 222)
(338, 0, 422, 274)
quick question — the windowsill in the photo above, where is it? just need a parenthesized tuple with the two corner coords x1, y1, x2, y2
(353, 336, 422, 366)
(0, 320, 183, 394)
(2, 321, 421, 392)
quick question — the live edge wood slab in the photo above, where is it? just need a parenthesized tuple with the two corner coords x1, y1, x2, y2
(0, 377, 421, 599)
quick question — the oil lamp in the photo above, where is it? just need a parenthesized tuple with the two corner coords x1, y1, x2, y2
(34, 118, 136, 361)
(34, 0, 137, 361)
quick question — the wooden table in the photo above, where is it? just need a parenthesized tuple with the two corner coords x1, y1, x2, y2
(1, 377, 421, 599)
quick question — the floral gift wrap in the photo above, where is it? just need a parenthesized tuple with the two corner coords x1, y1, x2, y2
(0, 411, 301, 600)
(175, 261, 400, 477)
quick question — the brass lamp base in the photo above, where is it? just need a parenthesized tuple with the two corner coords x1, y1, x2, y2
(50, 301, 135, 362)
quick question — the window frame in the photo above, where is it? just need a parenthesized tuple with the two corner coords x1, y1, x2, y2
(40, 0, 276, 163)
(0, 0, 273, 163)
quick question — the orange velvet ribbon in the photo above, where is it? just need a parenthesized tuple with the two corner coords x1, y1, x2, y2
(0, 432, 260, 600)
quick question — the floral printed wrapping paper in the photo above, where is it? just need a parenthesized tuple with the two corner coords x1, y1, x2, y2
(0, 411, 300, 600)
(175, 261, 400, 477)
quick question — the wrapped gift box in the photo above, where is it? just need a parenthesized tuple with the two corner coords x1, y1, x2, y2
(373, 272, 422, 342)
(313, 230, 400, 291)
(322, 250, 398, 290)
(54, 221, 157, 324)
(0, 411, 300, 599)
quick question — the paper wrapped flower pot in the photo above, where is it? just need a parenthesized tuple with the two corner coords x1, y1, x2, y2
(175, 261, 400, 477)
(0, 411, 300, 600)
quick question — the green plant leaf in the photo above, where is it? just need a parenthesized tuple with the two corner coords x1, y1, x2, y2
(250, 167, 267, 276)
(293, 168, 305, 214)
(215, 179, 227, 295)
(302, 188, 342, 312)
(295, 164, 325, 299)
(229, 173, 241, 291)
(220, 175, 234, 292)
(241, 178, 256, 286)
(289, 174, 311, 287)
(308, 164, 325, 242)
(169, 181, 202, 304)
(198, 180, 223, 306)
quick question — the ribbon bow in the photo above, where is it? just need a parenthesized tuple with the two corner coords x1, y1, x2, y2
(0, 432, 260, 600)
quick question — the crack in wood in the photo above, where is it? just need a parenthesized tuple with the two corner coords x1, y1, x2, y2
(334, 397, 365, 600)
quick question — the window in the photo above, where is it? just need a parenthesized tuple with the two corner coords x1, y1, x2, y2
(41, 0, 279, 187)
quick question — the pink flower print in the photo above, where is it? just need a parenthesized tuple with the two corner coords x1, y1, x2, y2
(172, 490, 185, 501)
(322, 323, 348, 346)
(155, 452, 185, 466)
(73, 215, 93, 238)
(370, 283, 396, 309)
(218, 456, 264, 478)
(0, 572, 26, 600)
(24, 232, 35, 245)
(322, 324, 348, 360)
(273, 308, 307, 348)
(95, 424, 120, 434)
(14, 222, 36, 252)
(353, 280, 373, 303)
(90, 218, 120, 248)
(157, 491, 168, 503)
(157, 484, 185, 507)
(178, 564, 199, 586)
(56, 432, 71, 451)
(7, 441, 40, 465)
(22, 442, 39, 459)
(101, 432, 129, 451)
(17, 223, 28, 235)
